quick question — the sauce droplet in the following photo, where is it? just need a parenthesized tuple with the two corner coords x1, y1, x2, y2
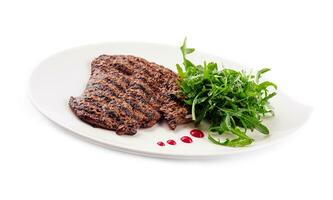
(167, 140, 176, 145)
(157, 141, 165, 146)
(190, 129, 205, 138)
(181, 136, 193, 143)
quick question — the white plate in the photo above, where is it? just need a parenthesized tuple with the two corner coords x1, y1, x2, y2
(29, 42, 312, 159)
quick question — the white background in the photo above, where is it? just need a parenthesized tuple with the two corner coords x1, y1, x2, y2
(0, 0, 332, 199)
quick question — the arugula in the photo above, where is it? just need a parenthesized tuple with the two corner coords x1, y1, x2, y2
(176, 38, 277, 147)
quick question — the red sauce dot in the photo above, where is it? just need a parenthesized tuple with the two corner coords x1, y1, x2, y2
(190, 129, 205, 138)
(181, 136, 193, 143)
(167, 140, 176, 145)
(157, 141, 165, 146)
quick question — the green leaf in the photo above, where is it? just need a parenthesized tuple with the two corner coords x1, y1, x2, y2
(258, 81, 278, 90)
(176, 64, 185, 79)
(224, 114, 232, 129)
(208, 134, 253, 147)
(241, 115, 270, 134)
(180, 37, 195, 60)
(256, 68, 270, 83)
(230, 127, 252, 139)
(191, 94, 199, 121)
(176, 38, 276, 147)
(186, 48, 195, 54)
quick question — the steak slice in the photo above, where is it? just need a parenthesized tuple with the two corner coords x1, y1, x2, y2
(69, 55, 191, 135)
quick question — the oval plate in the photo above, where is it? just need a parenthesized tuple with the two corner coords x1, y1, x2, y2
(29, 42, 312, 159)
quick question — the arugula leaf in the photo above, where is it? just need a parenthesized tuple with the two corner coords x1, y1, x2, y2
(176, 38, 277, 147)
(256, 68, 270, 83)
(176, 64, 185, 79)
(258, 81, 278, 90)
(180, 37, 195, 58)
(208, 134, 254, 147)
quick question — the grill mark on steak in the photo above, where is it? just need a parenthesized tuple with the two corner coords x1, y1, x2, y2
(89, 86, 150, 125)
(82, 97, 123, 123)
(104, 77, 127, 92)
(70, 97, 119, 130)
(90, 79, 160, 127)
(124, 98, 159, 128)
(102, 78, 159, 113)
(82, 96, 138, 135)
(91, 93, 132, 116)
(130, 82, 150, 95)
(69, 55, 191, 135)
(111, 63, 133, 75)
(83, 98, 130, 131)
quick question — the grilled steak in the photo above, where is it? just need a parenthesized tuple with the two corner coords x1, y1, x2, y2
(69, 55, 191, 135)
